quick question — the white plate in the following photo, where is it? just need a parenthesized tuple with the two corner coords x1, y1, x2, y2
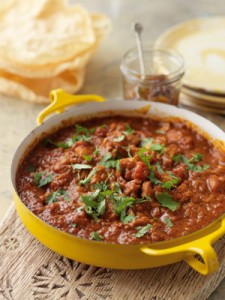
(155, 17, 225, 94)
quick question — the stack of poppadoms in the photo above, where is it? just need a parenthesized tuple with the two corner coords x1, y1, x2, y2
(0, 0, 110, 103)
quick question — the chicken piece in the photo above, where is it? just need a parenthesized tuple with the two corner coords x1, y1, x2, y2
(141, 181, 153, 197)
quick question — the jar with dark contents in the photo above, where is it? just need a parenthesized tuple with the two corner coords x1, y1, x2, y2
(120, 47, 185, 105)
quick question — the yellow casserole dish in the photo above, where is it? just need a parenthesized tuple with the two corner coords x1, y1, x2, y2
(11, 89, 225, 275)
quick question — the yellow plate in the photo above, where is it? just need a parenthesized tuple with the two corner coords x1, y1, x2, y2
(155, 17, 225, 94)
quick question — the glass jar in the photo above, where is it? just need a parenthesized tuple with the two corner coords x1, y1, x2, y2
(120, 47, 185, 105)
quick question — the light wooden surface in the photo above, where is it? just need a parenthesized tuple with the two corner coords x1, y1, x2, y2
(0, 204, 225, 300)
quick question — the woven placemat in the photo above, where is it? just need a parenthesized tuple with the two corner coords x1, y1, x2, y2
(0, 205, 225, 300)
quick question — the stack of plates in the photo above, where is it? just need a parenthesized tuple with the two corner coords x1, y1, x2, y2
(155, 17, 225, 113)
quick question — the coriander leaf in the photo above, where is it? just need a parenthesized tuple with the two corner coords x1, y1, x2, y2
(46, 189, 66, 204)
(113, 196, 136, 216)
(202, 164, 210, 171)
(116, 160, 121, 172)
(114, 182, 122, 194)
(189, 153, 203, 163)
(155, 192, 180, 211)
(27, 164, 35, 172)
(113, 135, 125, 142)
(75, 124, 89, 136)
(126, 146, 132, 158)
(99, 153, 112, 165)
(91, 231, 104, 241)
(161, 175, 179, 190)
(76, 207, 83, 214)
(93, 181, 109, 192)
(79, 168, 97, 186)
(72, 164, 92, 170)
(172, 154, 209, 173)
(155, 162, 164, 174)
(141, 138, 153, 147)
(192, 164, 210, 172)
(155, 130, 165, 134)
(134, 224, 152, 238)
(56, 139, 74, 148)
(121, 212, 135, 224)
(123, 124, 134, 135)
(149, 168, 162, 185)
(138, 148, 151, 169)
(172, 154, 183, 162)
(83, 155, 93, 162)
(70, 223, 77, 228)
(81, 189, 106, 220)
(137, 195, 152, 203)
(164, 216, 173, 228)
(93, 147, 100, 155)
(90, 127, 96, 134)
(150, 143, 164, 153)
(34, 172, 42, 185)
(34, 172, 53, 188)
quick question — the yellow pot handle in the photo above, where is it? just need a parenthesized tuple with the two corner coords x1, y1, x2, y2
(141, 218, 225, 275)
(37, 89, 105, 125)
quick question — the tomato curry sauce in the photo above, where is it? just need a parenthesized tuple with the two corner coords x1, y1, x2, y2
(16, 116, 225, 244)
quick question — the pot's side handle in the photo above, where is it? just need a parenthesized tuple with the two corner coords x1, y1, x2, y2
(141, 218, 225, 275)
(37, 89, 105, 125)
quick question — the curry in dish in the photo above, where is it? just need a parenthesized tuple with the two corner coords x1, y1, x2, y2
(16, 116, 225, 244)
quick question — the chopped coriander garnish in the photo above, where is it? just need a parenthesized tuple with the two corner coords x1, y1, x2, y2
(134, 224, 152, 238)
(75, 124, 89, 136)
(161, 174, 179, 190)
(79, 168, 97, 186)
(89, 127, 96, 134)
(76, 207, 83, 214)
(81, 189, 106, 220)
(149, 168, 162, 185)
(126, 146, 132, 158)
(164, 216, 173, 228)
(46, 189, 66, 204)
(113, 196, 136, 222)
(91, 231, 104, 241)
(189, 153, 203, 163)
(172, 154, 183, 162)
(99, 153, 112, 165)
(155, 162, 164, 174)
(114, 182, 122, 194)
(155, 192, 180, 211)
(141, 138, 153, 147)
(113, 135, 125, 142)
(138, 148, 151, 169)
(123, 124, 134, 136)
(137, 195, 152, 203)
(121, 212, 135, 224)
(99, 152, 120, 171)
(150, 143, 164, 154)
(93, 146, 100, 155)
(27, 164, 35, 172)
(34, 172, 53, 188)
(34, 172, 43, 185)
(93, 181, 109, 192)
(43, 124, 93, 149)
(70, 223, 77, 228)
(83, 155, 93, 162)
(155, 130, 165, 134)
(72, 164, 92, 170)
(172, 153, 209, 172)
